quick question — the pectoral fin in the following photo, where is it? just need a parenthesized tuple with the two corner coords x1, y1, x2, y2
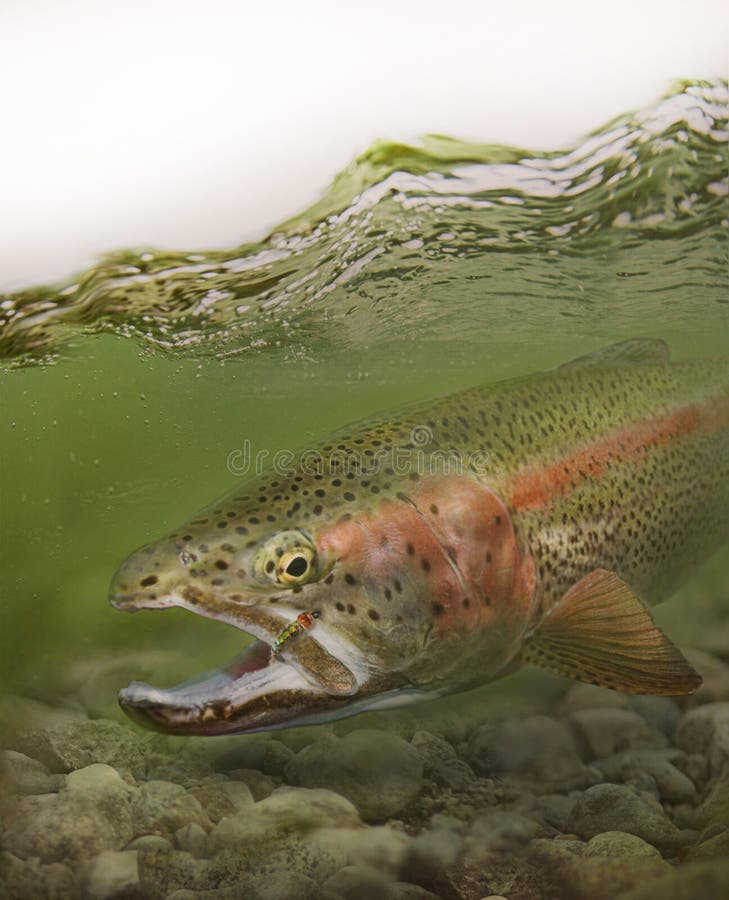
(521, 569, 702, 695)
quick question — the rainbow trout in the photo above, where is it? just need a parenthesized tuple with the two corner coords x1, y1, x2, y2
(110, 340, 729, 734)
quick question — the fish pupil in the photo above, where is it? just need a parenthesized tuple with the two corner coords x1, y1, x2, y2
(286, 556, 308, 577)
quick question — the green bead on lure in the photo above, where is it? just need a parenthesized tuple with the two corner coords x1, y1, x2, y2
(110, 340, 729, 735)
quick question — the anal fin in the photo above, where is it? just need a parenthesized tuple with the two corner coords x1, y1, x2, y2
(521, 569, 702, 696)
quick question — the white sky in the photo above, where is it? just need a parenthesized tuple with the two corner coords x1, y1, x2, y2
(0, 0, 727, 290)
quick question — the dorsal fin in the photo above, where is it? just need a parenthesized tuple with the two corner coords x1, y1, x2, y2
(521, 569, 702, 696)
(560, 339, 670, 371)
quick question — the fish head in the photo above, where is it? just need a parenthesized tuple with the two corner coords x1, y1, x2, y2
(110, 465, 535, 735)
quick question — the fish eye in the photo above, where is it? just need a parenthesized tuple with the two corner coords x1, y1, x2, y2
(255, 530, 318, 587)
(278, 549, 314, 584)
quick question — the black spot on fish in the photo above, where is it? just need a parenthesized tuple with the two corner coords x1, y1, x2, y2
(368, 609, 380, 621)
(227, 511, 236, 519)
(406, 543, 414, 556)
(486, 551, 492, 563)
(483, 595, 491, 606)
(384, 587, 392, 600)
(344, 573, 356, 585)
(249, 516, 260, 525)
(182, 534, 192, 542)
(217, 521, 228, 529)
(191, 519, 208, 525)
(336, 601, 345, 611)
(236, 526, 248, 535)
(343, 492, 355, 501)
(324, 573, 335, 585)
(215, 560, 229, 570)
(347, 604, 356, 615)
(429, 503, 439, 515)
(432, 601, 445, 616)
(140, 575, 157, 587)
(265, 560, 275, 574)
(393, 579, 402, 593)
(462, 598, 470, 608)
(421, 558, 431, 573)
(495, 515, 502, 525)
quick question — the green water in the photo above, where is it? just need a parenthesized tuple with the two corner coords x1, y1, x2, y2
(1, 79, 728, 712)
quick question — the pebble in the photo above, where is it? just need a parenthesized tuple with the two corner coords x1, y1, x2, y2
(582, 830, 662, 858)
(1, 750, 65, 796)
(676, 702, 729, 777)
(81, 849, 139, 900)
(615, 858, 729, 900)
(8, 718, 149, 774)
(593, 748, 696, 803)
(465, 715, 591, 788)
(1, 764, 135, 863)
(567, 783, 684, 849)
(131, 780, 211, 836)
(208, 787, 361, 854)
(175, 822, 209, 858)
(323, 864, 397, 899)
(0, 850, 77, 899)
(567, 709, 668, 760)
(191, 780, 254, 822)
(226, 768, 277, 801)
(212, 738, 294, 775)
(310, 825, 412, 876)
(410, 729, 476, 790)
(284, 729, 424, 822)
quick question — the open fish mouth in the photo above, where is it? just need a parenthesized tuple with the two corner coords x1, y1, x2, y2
(111, 589, 361, 735)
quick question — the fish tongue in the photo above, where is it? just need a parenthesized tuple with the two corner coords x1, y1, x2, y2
(223, 639, 273, 679)
(281, 632, 359, 697)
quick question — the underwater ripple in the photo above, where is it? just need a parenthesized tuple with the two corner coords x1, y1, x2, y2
(0, 79, 726, 367)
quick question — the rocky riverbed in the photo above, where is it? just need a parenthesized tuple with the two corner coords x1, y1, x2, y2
(2, 651, 729, 900)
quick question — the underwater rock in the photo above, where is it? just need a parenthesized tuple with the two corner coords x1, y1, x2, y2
(560, 683, 630, 713)
(582, 831, 662, 859)
(534, 793, 578, 831)
(225, 768, 277, 801)
(695, 774, 729, 828)
(333, 711, 420, 741)
(0, 850, 78, 900)
(245, 869, 323, 900)
(174, 822, 209, 858)
(592, 748, 696, 804)
(190, 780, 254, 823)
(1, 765, 134, 863)
(566, 783, 684, 849)
(1, 749, 65, 796)
(530, 834, 670, 900)
(567, 709, 668, 761)
(284, 730, 424, 822)
(211, 738, 294, 776)
(614, 859, 729, 900)
(683, 649, 729, 706)
(309, 825, 412, 878)
(208, 786, 361, 855)
(131, 780, 211, 836)
(322, 864, 397, 900)
(80, 849, 140, 900)
(410, 729, 476, 790)
(465, 715, 592, 789)
(125, 835, 174, 853)
(686, 824, 729, 861)
(8, 718, 149, 774)
(136, 848, 211, 899)
(625, 696, 681, 737)
(676, 702, 729, 777)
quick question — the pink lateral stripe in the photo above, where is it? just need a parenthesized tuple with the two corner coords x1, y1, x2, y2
(506, 393, 729, 512)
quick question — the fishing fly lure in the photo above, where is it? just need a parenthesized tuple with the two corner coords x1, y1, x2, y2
(271, 611, 319, 656)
